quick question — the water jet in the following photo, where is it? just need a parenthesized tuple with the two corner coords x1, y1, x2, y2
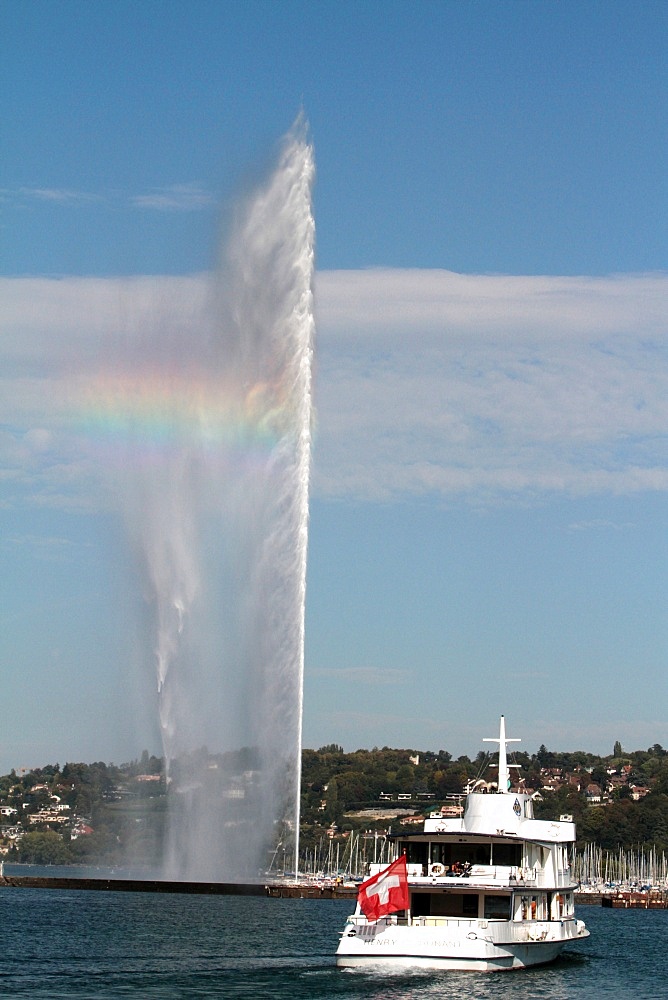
(111, 123, 314, 880)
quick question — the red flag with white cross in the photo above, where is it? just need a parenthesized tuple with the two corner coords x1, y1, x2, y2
(357, 854, 409, 922)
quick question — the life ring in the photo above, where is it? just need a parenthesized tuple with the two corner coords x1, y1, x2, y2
(429, 863, 445, 877)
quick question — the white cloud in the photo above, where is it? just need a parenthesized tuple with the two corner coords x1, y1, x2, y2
(3, 184, 215, 212)
(566, 518, 634, 532)
(1, 269, 666, 509)
(131, 183, 216, 211)
(18, 187, 102, 204)
(313, 269, 668, 503)
(315, 269, 667, 341)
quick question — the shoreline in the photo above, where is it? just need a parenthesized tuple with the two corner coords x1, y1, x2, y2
(1, 874, 666, 906)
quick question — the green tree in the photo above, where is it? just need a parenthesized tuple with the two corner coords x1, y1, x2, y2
(16, 831, 73, 865)
(323, 778, 339, 823)
(395, 764, 415, 788)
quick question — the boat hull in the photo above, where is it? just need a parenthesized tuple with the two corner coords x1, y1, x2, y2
(337, 946, 564, 971)
(336, 919, 588, 972)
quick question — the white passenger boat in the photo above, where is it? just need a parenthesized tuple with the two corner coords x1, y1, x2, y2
(336, 716, 590, 971)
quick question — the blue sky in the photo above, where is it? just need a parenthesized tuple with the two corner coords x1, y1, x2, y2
(1, 1, 666, 772)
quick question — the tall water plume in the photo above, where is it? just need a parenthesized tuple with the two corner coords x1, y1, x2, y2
(107, 123, 314, 879)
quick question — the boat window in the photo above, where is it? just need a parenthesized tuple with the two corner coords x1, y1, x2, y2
(410, 891, 431, 917)
(522, 894, 544, 919)
(472, 844, 491, 864)
(429, 843, 451, 866)
(484, 895, 511, 919)
(492, 843, 522, 866)
(410, 891, 477, 918)
(405, 842, 428, 866)
(431, 843, 491, 866)
(429, 893, 473, 917)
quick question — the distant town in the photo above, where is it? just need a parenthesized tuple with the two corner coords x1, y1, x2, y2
(2, 738, 666, 867)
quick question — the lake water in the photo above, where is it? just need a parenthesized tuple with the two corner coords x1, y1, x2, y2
(0, 886, 664, 999)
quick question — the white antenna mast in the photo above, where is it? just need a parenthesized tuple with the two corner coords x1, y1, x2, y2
(483, 715, 521, 793)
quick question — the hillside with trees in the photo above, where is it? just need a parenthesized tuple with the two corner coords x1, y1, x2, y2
(299, 741, 668, 856)
(1, 739, 666, 866)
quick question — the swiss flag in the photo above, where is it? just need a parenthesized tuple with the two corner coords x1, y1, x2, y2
(357, 854, 409, 922)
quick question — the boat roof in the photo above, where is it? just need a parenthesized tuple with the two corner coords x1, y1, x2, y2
(392, 826, 574, 847)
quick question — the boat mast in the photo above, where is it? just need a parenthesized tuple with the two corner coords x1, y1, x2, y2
(483, 715, 520, 793)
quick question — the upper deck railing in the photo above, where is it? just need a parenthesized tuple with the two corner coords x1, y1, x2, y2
(342, 913, 585, 943)
(367, 863, 573, 890)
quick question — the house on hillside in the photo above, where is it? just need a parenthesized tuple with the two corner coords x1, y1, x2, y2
(585, 783, 603, 805)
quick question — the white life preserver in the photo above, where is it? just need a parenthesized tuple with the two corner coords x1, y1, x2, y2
(429, 863, 445, 877)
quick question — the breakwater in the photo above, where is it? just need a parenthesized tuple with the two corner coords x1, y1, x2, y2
(601, 890, 668, 909)
(573, 890, 668, 908)
(0, 874, 356, 899)
(0, 874, 265, 896)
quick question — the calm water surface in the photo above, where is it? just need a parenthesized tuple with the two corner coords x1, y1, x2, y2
(0, 887, 664, 999)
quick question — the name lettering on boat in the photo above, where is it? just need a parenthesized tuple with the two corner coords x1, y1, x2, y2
(364, 938, 459, 949)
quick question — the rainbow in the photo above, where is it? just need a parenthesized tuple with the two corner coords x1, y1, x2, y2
(69, 367, 301, 464)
